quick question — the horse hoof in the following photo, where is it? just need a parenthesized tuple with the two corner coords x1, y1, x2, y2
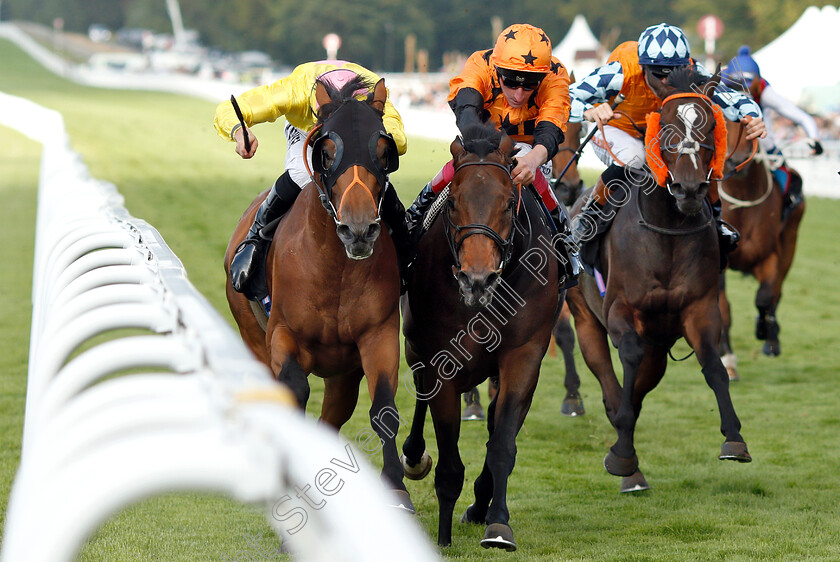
(480, 523, 517, 551)
(719, 441, 752, 463)
(461, 402, 485, 421)
(762, 341, 781, 357)
(460, 503, 486, 524)
(620, 470, 650, 493)
(388, 490, 415, 514)
(401, 451, 432, 480)
(561, 396, 586, 417)
(604, 450, 638, 477)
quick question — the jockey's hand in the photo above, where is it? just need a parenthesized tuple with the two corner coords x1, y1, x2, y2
(512, 145, 548, 187)
(810, 139, 824, 156)
(234, 127, 258, 159)
(742, 116, 766, 140)
(584, 104, 614, 127)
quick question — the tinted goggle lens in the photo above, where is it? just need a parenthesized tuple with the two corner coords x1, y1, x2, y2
(500, 76, 541, 90)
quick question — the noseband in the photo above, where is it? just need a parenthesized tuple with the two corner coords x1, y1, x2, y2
(443, 159, 520, 271)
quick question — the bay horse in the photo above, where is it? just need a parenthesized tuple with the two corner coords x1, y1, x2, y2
(224, 76, 413, 510)
(460, 118, 587, 421)
(400, 123, 561, 550)
(718, 121, 805, 375)
(566, 67, 751, 493)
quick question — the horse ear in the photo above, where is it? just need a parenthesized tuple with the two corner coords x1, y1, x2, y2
(315, 81, 331, 111)
(371, 78, 387, 112)
(702, 64, 722, 98)
(450, 136, 465, 159)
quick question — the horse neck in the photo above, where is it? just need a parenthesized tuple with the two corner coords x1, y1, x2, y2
(725, 160, 770, 198)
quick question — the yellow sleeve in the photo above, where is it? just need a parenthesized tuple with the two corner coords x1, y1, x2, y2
(213, 63, 316, 141)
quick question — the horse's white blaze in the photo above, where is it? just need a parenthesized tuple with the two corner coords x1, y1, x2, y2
(676, 103, 701, 169)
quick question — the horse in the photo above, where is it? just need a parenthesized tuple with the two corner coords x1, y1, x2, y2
(223, 76, 413, 511)
(459, 119, 588, 422)
(717, 121, 805, 375)
(399, 123, 561, 550)
(566, 67, 751, 494)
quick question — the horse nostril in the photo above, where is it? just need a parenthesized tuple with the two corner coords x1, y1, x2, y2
(365, 222, 381, 241)
(485, 271, 500, 290)
(336, 223, 353, 243)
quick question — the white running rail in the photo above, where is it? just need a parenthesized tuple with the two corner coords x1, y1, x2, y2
(0, 91, 437, 562)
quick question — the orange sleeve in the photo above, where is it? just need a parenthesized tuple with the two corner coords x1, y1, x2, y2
(448, 50, 494, 102)
(534, 59, 571, 133)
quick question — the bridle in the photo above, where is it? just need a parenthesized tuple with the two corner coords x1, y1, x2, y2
(657, 93, 721, 190)
(443, 159, 521, 271)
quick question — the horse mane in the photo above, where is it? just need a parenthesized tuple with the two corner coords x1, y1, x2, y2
(665, 66, 711, 94)
(315, 75, 380, 123)
(460, 123, 504, 158)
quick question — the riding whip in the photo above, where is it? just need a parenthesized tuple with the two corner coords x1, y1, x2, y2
(230, 94, 251, 153)
(555, 93, 625, 182)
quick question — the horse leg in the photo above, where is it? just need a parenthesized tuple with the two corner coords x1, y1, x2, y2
(461, 391, 498, 525)
(554, 304, 585, 416)
(267, 328, 310, 408)
(718, 272, 738, 381)
(319, 370, 363, 429)
(566, 288, 622, 422)
(683, 307, 751, 463)
(760, 205, 804, 357)
(401, 370, 432, 481)
(619, 345, 667, 493)
(479, 345, 543, 552)
(428, 384, 464, 547)
(603, 323, 645, 478)
(753, 255, 781, 356)
(357, 329, 412, 510)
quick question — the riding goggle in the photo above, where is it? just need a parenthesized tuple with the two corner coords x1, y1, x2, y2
(645, 65, 680, 80)
(496, 69, 543, 91)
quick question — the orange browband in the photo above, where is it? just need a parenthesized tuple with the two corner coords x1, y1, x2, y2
(645, 92, 727, 186)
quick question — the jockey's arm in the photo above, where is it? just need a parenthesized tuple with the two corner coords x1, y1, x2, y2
(696, 62, 767, 140)
(759, 84, 821, 152)
(569, 61, 625, 125)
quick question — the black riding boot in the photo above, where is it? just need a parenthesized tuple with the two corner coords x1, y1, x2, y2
(230, 171, 299, 296)
(405, 182, 437, 240)
(549, 205, 581, 290)
(380, 184, 415, 294)
(781, 169, 803, 222)
(711, 199, 740, 271)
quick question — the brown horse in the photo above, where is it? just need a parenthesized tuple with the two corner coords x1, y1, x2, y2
(224, 77, 413, 510)
(718, 121, 805, 375)
(566, 67, 751, 494)
(400, 123, 561, 550)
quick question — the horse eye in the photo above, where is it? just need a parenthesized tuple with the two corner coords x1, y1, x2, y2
(447, 198, 455, 210)
(321, 148, 334, 170)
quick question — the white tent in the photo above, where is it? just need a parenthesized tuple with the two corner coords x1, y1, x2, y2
(753, 5, 840, 106)
(552, 15, 606, 81)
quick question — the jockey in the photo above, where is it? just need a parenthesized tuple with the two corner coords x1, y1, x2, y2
(569, 23, 767, 270)
(722, 46, 822, 220)
(214, 60, 413, 296)
(404, 23, 581, 288)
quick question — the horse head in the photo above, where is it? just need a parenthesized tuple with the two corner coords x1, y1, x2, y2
(645, 67, 727, 216)
(310, 76, 399, 259)
(445, 123, 517, 308)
